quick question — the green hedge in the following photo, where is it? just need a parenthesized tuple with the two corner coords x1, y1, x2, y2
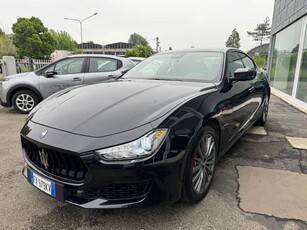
(252, 55, 266, 69)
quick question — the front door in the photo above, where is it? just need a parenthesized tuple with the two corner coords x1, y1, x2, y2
(219, 51, 259, 147)
(39, 57, 86, 99)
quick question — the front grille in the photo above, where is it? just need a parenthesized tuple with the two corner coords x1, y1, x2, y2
(21, 137, 88, 181)
(74, 181, 151, 200)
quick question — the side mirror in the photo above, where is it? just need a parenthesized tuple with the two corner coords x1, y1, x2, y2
(121, 68, 130, 75)
(46, 71, 57, 78)
(230, 68, 257, 82)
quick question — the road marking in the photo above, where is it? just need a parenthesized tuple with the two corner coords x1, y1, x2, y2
(286, 136, 307, 150)
(237, 166, 307, 222)
(245, 126, 267, 135)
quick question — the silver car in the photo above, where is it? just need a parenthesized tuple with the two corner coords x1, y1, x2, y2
(0, 55, 135, 113)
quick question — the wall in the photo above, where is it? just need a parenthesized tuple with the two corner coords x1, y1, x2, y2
(272, 0, 307, 34)
(269, 0, 307, 109)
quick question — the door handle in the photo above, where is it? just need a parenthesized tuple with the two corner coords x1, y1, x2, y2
(248, 86, 255, 93)
(73, 77, 82, 82)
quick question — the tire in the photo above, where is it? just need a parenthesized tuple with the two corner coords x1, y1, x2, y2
(182, 125, 218, 203)
(255, 96, 269, 126)
(12, 90, 39, 114)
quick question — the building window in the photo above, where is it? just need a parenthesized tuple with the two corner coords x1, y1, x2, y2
(270, 18, 303, 96)
(297, 23, 307, 103)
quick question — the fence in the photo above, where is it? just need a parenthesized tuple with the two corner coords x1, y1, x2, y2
(0, 57, 52, 79)
(16, 58, 52, 73)
(0, 57, 52, 77)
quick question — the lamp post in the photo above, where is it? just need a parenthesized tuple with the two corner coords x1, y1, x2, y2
(64, 13, 98, 53)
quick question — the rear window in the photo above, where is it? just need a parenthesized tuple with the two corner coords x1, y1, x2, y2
(89, 58, 121, 72)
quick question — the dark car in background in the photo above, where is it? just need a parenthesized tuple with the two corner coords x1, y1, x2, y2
(0, 55, 135, 113)
(20, 48, 270, 208)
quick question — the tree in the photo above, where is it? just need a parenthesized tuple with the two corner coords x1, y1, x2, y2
(125, 44, 154, 58)
(247, 17, 271, 45)
(12, 17, 57, 58)
(50, 30, 77, 52)
(225, 28, 240, 48)
(0, 34, 17, 57)
(0, 29, 5, 36)
(128, 33, 148, 46)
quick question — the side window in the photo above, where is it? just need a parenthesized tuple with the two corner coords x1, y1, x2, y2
(228, 52, 244, 77)
(59, 58, 84, 74)
(43, 58, 84, 75)
(239, 53, 256, 69)
(89, 58, 119, 73)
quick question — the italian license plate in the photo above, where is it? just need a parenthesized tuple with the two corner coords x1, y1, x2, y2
(30, 171, 56, 197)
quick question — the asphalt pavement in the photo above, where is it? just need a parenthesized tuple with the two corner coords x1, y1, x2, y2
(0, 95, 307, 230)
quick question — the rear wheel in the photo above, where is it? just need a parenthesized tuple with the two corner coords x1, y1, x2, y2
(12, 90, 39, 114)
(183, 126, 218, 203)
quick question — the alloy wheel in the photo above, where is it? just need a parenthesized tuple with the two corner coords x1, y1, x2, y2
(16, 94, 35, 112)
(192, 134, 216, 194)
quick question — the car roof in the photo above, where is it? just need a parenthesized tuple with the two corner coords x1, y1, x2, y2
(157, 47, 243, 55)
(129, 57, 145, 61)
(66, 54, 129, 61)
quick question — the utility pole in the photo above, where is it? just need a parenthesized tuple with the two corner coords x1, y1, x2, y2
(156, 37, 160, 53)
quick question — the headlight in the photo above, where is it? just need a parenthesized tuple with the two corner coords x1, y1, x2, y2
(96, 129, 168, 161)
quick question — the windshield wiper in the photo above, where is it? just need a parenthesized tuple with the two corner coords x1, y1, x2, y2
(149, 78, 183, 81)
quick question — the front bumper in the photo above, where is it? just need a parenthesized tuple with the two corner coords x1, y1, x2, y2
(22, 163, 149, 208)
(0, 82, 10, 107)
(0, 99, 10, 107)
(21, 136, 186, 209)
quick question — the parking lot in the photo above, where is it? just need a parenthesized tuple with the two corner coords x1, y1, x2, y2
(1, 95, 307, 230)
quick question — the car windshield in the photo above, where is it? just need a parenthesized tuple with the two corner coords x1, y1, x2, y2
(125, 51, 223, 83)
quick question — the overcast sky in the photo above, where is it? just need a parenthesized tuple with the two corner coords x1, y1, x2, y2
(1, 0, 274, 52)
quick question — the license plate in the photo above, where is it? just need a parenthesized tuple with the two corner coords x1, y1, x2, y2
(30, 171, 56, 197)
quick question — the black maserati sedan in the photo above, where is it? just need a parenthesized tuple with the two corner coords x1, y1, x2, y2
(20, 48, 270, 208)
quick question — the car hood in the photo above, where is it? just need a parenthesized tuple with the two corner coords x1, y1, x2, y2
(31, 79, 216, 137)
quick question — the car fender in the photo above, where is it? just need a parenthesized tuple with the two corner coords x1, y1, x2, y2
(8, 84, 43, 105)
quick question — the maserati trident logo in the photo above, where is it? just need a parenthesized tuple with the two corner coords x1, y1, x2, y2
(40, 130, 48, 139)
(38, 148, 49, 170)
(39, 130, 48, 139)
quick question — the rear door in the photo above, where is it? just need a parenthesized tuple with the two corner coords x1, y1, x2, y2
(38, 57, 86, 98)
(84, 57, 123, 85)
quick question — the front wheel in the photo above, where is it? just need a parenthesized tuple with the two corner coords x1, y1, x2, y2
(12, 90, 39, 114)
(183, 126, 218, 203)
(255, 96, 269, 126)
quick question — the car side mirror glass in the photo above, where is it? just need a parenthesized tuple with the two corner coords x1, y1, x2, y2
(230, 68, 256, 82)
